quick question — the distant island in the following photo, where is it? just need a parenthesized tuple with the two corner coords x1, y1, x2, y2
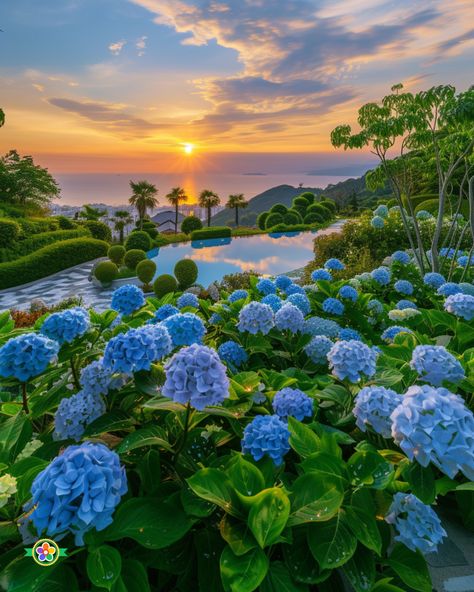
(242, 172, 267, 176)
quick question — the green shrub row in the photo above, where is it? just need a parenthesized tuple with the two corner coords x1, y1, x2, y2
(191, 226, 232, 240)
(0, 218, 20, 248)
(0, 238, 109, 289)
(17, 217, 59, 235)
(0, 229, 90, 263)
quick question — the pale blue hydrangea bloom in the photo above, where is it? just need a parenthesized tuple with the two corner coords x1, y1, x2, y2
(367, 299, 384, 315)
(423, 272, 446, 289)
(324, 258, 345, 270)
(285, 284, 305, 296)
(339, 327, 362, 341)
(111, 284, 145, 316)
(256, 278, 276, 295)
(327, 340, 377, 382)
(385, 493, 446, 554)
(237, 302, 274, 334)
(437, 282, 463, 296)
(459, 283, 474, 296)
(0, 333, 59, 382)
(311, 268, 332, 281)
(410, 345, 465, 386)
(275, 303, 305, 333)
(416, 210, 433, 220)
(241, 415, 290, 466)
(162, 312, 206, 346)
(374, 204, 389, 218)
(381, 325, 413, 343)
(371, 266, 391, 286)
(228, 289, 248, 303)
(444, 293, 474, 320)
(272, 387, 313, 421)
(261, 294, 283, 312)
(371, 216, 385, 229)
(396, 299, 417, 310)
(304, 335, 333, 364)
(41, 307, 90, 344)
(440, 247, 457, 259)
(322, 297, 344, 316)
(177, 292, 199, 309)
(394, 280, 414, 296)
(153, 304, 179, 322)
(54, 390, 106, 441)
(79, 359, 114, 397)
(391, 251, 411, 265)
(209, 312, 223, 324)
(353, 386, 402, 437)
(458, 255, 474, 267)
(287, 293, 311, 316)
(275, 275, 293, 290)
(338, 285, 358, 301)
(304, 316, 340, 338)
(217, 340, 248, 369)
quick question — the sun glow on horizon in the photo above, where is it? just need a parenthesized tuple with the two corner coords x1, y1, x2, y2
(183, 143, 194, 155)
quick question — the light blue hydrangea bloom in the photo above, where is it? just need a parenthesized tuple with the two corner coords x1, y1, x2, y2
(54, 390, 106, 441)
(458, 255, 474, 267)
(391, 251, 411, 265)
(217, 340, 248, 369)
(367, 299, 384, 315)
(285, 284, 305, 296)
(311, 268, 332, 281)
(27, 442, 127, 546)
(256, 278, 276, 295)
(391, 385, 474, 479)
(275, 275, 293, 290)
(353, 386, 402, 438)
(416, 210, 433, 220)
(459, 283, 474, 296)
(437, 283, 463, 297)
(304, 316, 340, 338)
(322, 297, 344, 316)
(41, 307, 89, 344)
(423, 272, 446, 289)
(275, 303, 304, 333)
(228, 289, 248, 303)
(327, 340, 377, 382)
(241, 415, 290, 466)
(162, 312, 206, 346)
(385, 493, 446, 554)
(163, 344, 229, 410)
(103, 325, 172, 373)
(0, 333, 59, 382)
(410, 345, 465, 386)
(261, 294, 283, 312)
(338, 285, 358, 301)
(287, 293, 311, 316)
(374, 204, 389, 218)
(440, 247, 457, 259)
(153, 304, 179, 322)
(209, 312, 223, 324)
(381, 325, 413, 343)
(324, 258, 345, 270)
(371, 216, 385, 229)
(272, 387, 313, 421)
(339, 328, 362, 341)
(79, 359, 114, 397)
(111, 284, 145, 316)
(396, 299, 417, 310)
(177, 292, 199, 309)
(237, 302, 274, 335)
(371, 266, 391, 286)
(444, 293, 474, 320)
(304, 335, 333, 364)
(394, 280, 414, 296)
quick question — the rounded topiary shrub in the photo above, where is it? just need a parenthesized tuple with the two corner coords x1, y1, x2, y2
(257, 212, 268, 230)
(0, 218, 20, 248)
(265, 212, 284, 229)
(307, 203, 331, 220)
(285, 209, 303, 225)
(94, 260, 118, 285)
(84, 220, 112, 242)
(181, 216, 203, 235)
(136, 259, 157, 289)
(125, 230, 152, 252)
(292, 197, 308, 216)
(174, 259, 198, 289)
(124, 249, 147, 271)
(108, 245, 126, 265)
(299, 192, 316, 205)
(153, 274, 178, 297)
(320, 200, 336, 213)
(269, 204, 288, 215)
(304, 212, 324, 225)
(145, 228, 158, 240)
(57, 215, 76, 230)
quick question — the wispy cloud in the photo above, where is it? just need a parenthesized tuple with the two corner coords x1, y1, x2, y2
(109, 40, 126, 55)
(136, 35, 147, 56)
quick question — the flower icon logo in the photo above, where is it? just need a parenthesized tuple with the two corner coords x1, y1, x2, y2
(31, 539, 61, 567)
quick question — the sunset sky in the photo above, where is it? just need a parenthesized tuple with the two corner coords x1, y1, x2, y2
(1, 0, 473, 175)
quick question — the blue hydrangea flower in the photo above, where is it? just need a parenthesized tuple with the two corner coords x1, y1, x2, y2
(338, 285, 358, 302)
(237, 302, 274, 335)
(241, 415, 290, 466)
(322, 298, 344, 316)
(440, 247, 457, 259)
(103, 325, 172, 373)
(424, 272, 446, 289)
(153, 304, 179, 322)
(396, 299, 417, 310)
(324, 258, 345, 271)
(311, 268, 332, 281)
(285, 284, 305, 296)
(162, 312, 206, 346)
(385, 493, 446, 554)
(458, 255, 474, 267)
(261, 294, 283, 312)
(391, 251, 410, 265)
(256, 278, 276, 295)
(111, 284, 145, 316)
(353, 386, 402, 438)
(275, 303, 304, 333)
(177, 292, 199, 309)
(367, 299, 384, 315)
(374, 204, 389, 218)
(272, 387, 313, 421)
(410, 345, 465, 386)
(416, 210, 433, 220)
(304, 316, 341, 338)
(162, 344, 229, 410)
(217, 340, 248, 369)
(209, 312, 223, 324)
(371, 216, 385, 229)
(54, 390, 106, 441)
(437, 282, 463, 297)
(27, 442, 127, 546)
(444, 293, 474, 321)
(304, 335, 333, 364)
(391, 385, 474, 480)
(287, 293, 311, 316)
(228, 289, 248, 303)
(327, 340, 377, 383)
(275, 275, 293, 290)
(394, 280, 414, 296)
(381, 325, 413, 343)
(339, 328, 362, 341)
(0, 333, 59, 382)
(459, 283, 474, 296)
(41, 307, 89, 344)
(371, 266, 391, 286)
(79, 359, 113, 396)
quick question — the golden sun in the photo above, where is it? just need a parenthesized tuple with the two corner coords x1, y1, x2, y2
(183, 143, 194, 155)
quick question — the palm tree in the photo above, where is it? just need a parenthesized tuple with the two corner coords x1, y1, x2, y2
(226, 193, 248, 227)
(0, 108, 5, 128)
(199, 189, 220, 227)
(79, 204, 107, 220)
(166, 186, 188, 233)
(113, 209, 133, 243)
(129, 180, 158, 229)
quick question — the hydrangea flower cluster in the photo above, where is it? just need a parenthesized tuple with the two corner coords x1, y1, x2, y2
(27, 442, 127, 545)
(458, 255, 474, 267)
(217, 340, 248, 369)
(371, 267, 391, 286)
(54, 390, 106, 441)
(41, 307, 90, 345)
(394, 280, 414, 296)
(237, 302, 274, 335)
(410, 345, 465, 386)
(163, 344, 230, 410)
(285, 284, 305, 296)
(304, 335, 333, 364)
(322, 297, 344, 316)
(416, 210, 433, 220)
(391, 385, 474, 480)
(371, 216, 385, 229)
(444, 293, 474, 321)
(304, 316, 340, 338)
(103, 325, 172, 373)
(374, 204, 389, 218)
(388, 308, 419, 322)
(177, 292, 199, 309)
(275, 275, 292, 290)
(311, 268, 332, 281)
(327, 340, 377, 382)
(385, 493, 446, 554)
(162, 312, 206, 346)
(353, 386, 402, 438)
(272, 387, 313, 421)
(256, 278, 276, 295)
(339, 328, 361, 341)
(396, 299, 417, 310)
(275, 303, 304, 333)
(228, 289, 248, 303)
(0, 333, 59, 382)
(79, 359, 114, 397)
(423, 272, 446, 289)
(381, 325, 413, 343)
(338, 285, 358, 301)
(287, 293, 310, 315)
(261, 294, 283, 312)
(241, 415, 290, 466)
(153, 304, 179, 322)
(437, 282, 463, 296)
(0, 474, 17, 509)
(324, 258, 345, 270)
(391, 251, 410, 265)
(367, 299, 384, 315)
(111, 284, 145, 316)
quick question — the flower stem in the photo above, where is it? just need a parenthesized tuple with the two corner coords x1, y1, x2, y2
(70, 356, 80, 390)
(173, 402, 192, 465)
(21, 382, 29, 414)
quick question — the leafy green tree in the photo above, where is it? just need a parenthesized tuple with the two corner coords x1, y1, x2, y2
(79, 204, 107, 221)
(129, 180, 158, 229)
(113, 209, 133, 243)
(226, 193, 248, 226)
(0, 109, 4, 128)
(199, 189, 220, 227)
(166, 187, 188, 234)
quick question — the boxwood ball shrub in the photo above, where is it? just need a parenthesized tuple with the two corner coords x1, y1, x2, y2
(299, 191, 316, 204)
(257, 211, 268, 230)
(0, 218, 20, 247)
(56, 215, 76, 229)
(153, 273, 178, 297)
(307, 202, 331, 220)
(136, 259, 157, 288)
(264, 212, 284, 229)
(304, 211, 324, 225)
(181, 215, 203, 235)
(124, 248, 146, 271)
(125, 230, 152, 252)
(320, 199, 336, 213)
(285, 209, 303, 225)
(292, 196, 308, 216)
(107, 244, 126, 265)
(174, 258, 198, 289)
(269, 203, 288, 215)
(94, 260, 119, 285)
(84, 220, 112, 242)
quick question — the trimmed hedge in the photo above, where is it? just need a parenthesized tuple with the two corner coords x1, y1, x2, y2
(125, 231, 152, 252)
(0, 229, 90, 263)
(0, 218, 20, 248)
(269, 204, 288, 215)
(257, 212, 268, 230)
(17, 218, 59, 235)
(284, 210, 303, 225)
(265, 213, 284, 229)
(299, 192, 316, 204)
(0, 238, 108, 289)
(153, 274, 178, 297)
(136, 259, 157, 286)
(174, 259, 198, 289)
(304, 212, 324, 224)
(124, 249, 147, 271)
(56, 216, 76, 230)
(181, 216, 203, 235)
(108, 245, 126, 265)
(94, 261, 118, 285)
(307, 203, 332, 220)
(83, 220, 111, 242)
(191, 226, 232, 240)
(320, 200, 336, 213)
